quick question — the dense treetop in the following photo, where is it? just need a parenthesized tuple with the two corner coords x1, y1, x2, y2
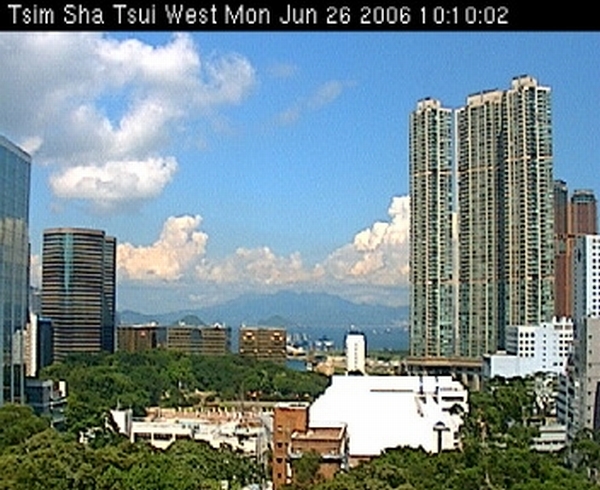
(0, 404, 262, 490)
(41, 349, 329, 434)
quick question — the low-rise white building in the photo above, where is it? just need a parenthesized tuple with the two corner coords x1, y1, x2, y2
(307, 375, 468, 462)
(483, 317, 573, 379)
(110, 408, 270, 459)
(531, 423, 567, 452)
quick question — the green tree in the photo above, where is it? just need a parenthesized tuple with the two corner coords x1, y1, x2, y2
(0, 404, 49, 452)
(289, 450, 323, 489)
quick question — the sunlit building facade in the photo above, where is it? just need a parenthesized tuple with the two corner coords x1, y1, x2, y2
(238, 326, 286, 363)
(0, 136, 31, 405)
(554, 182, 597, 318)
(345, 330, 366, 374)
(571, 190, 598, 236)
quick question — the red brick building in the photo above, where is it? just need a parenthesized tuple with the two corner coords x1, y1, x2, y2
(272, 402, 348, 489)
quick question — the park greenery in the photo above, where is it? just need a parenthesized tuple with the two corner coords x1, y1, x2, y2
(0, 404, 261, 490)
(4, 353, 600, 488)
(1, 347, 329, 489)
(41, 349, 329, 434)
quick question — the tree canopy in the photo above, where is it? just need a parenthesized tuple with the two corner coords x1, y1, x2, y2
(41, 349, 329, 434)
(0, 402, 262, 490)
(19, 359, 600, 489)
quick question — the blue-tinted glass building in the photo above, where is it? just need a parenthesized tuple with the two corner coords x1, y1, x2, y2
(42, 228, 116, 360)
(0, 136, 31, 405)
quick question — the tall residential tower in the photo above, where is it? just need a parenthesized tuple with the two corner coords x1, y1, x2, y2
(0, 136, 31, 405)
(456, 75, 554, 357)
(409, 98, 455, 358)
(409, 75, 555, 362)
(41, 228, 116, 361)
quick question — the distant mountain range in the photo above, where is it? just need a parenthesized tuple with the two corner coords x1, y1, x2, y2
(118, 290, 408, 328)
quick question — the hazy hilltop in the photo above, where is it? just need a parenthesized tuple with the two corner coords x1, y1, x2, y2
(118, 291, 408, 328)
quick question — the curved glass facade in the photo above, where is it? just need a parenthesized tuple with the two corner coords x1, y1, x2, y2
(42, 228, 116, 360)
(0, 136, 31, 405)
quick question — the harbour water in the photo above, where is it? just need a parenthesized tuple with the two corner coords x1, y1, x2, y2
(285, 325, 408, 371)
(286, 325, 408, 353)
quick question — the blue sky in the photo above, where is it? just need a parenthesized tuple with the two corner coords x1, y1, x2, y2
(0, 32, 598, 313)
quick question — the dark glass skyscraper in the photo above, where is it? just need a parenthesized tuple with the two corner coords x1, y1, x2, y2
(42, 228, 116, 361)
(0, 136, 31, 405)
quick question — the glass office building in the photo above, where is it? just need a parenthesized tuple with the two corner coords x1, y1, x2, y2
(0, 136, 31, 405)
(42, 228, 116, 360)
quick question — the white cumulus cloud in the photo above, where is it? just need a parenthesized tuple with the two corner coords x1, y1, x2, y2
(0, 32, 256, 212)
(117, 215, 208, 282)
(116, 197, 410, 306)
(196, 247, 313, 285)
(321, 196, 410, 286)
(50, 158, 178, 212)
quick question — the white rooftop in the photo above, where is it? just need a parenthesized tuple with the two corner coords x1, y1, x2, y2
(309, 375, 467, 456)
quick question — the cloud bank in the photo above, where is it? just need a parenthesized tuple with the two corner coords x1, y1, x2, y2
(115, 196, 410, 306)
(118, 215, 209, 282)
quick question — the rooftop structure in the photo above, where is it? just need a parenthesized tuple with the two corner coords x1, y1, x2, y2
(111, 407, 270, 458)
(273, 402, 348, 489)
(309, 375, 468, 461)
